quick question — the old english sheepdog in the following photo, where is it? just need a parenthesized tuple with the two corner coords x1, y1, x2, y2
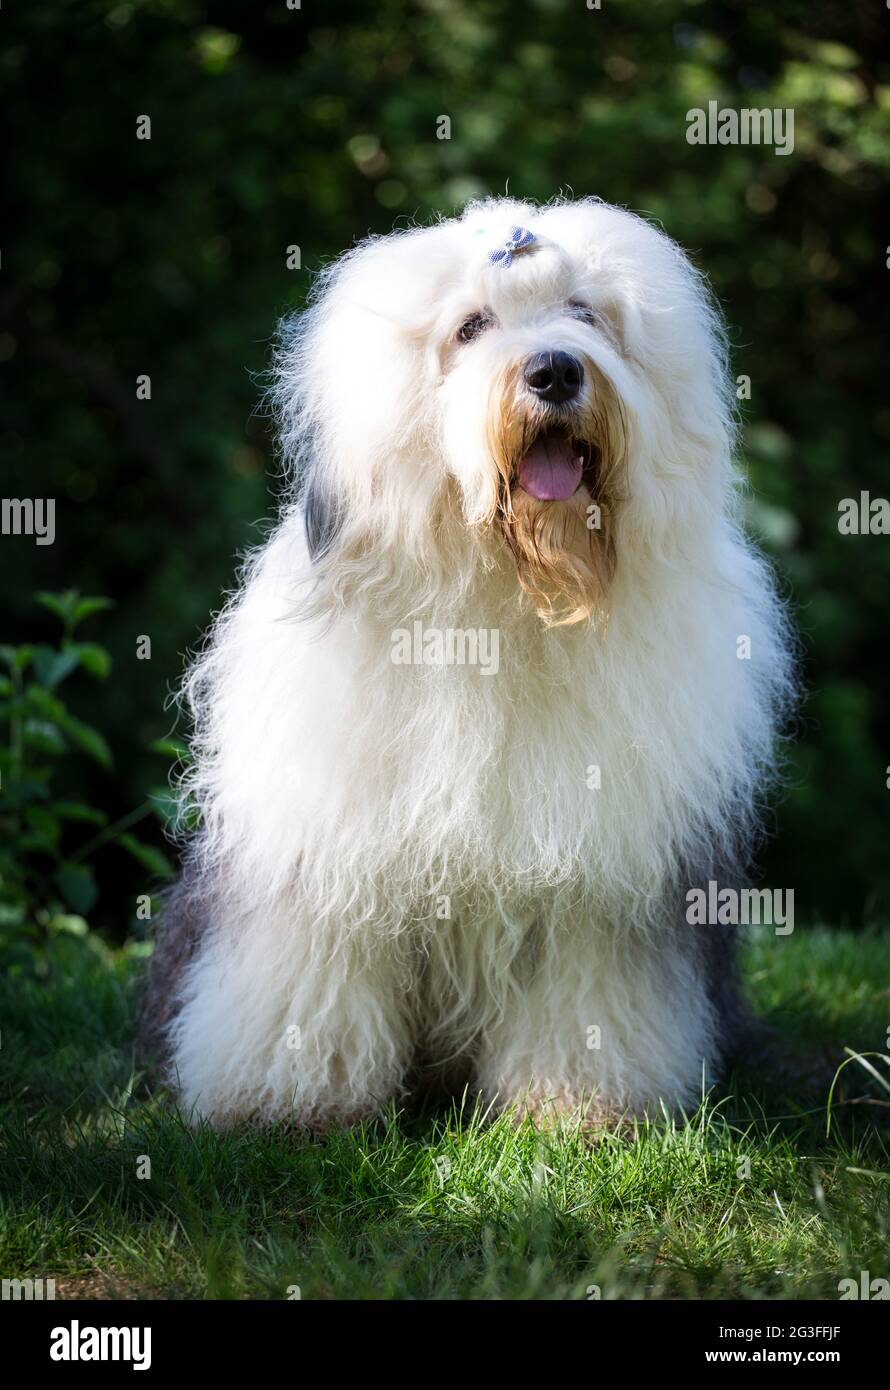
(140, 197, 793, 1131)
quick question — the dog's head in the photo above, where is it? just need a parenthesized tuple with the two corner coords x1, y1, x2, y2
(276, 197, 734, 625)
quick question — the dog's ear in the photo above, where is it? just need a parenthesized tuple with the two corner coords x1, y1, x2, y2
(302, 468, 345, 561)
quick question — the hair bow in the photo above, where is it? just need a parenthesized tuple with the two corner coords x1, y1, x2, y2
(488, 226, 536, 268)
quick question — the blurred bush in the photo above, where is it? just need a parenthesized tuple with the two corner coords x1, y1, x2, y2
(2, 0, 888, 926)
(0, 594, 173, 966)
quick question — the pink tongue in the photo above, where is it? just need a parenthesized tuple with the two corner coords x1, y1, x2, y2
(517, 436, 583, 500)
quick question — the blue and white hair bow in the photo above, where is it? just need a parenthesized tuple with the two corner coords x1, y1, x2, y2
(487, 225, 536, 268)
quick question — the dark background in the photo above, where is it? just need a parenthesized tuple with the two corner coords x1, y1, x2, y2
(3, 0, 889, 936)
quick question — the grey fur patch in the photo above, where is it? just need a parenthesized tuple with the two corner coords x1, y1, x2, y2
(696, 917, 753, 1061)
(667, 845, 767, 1061)
(135, 855, 212, 1076)
(303, 471, 344, 560)
(671, 856, 762, 1066)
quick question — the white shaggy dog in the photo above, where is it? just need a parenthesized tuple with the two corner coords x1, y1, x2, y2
(140, 197, 793, 1131)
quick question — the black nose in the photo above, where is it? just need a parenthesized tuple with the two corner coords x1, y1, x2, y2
(523, 350, 584, 404)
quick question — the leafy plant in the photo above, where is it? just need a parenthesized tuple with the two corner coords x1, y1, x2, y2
(0, 591, 175, 970)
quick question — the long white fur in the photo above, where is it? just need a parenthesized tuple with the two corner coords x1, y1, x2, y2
(167, 197, 793, 1129)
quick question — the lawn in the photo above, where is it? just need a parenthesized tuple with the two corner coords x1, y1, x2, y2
(1, 927, 888, 1301)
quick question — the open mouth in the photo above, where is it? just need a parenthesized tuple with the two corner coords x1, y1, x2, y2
(515, 430, 595, 501)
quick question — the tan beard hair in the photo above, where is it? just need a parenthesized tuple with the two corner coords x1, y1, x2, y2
(484, 362, 626, 627)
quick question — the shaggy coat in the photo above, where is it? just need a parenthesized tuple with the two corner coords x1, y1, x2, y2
(139, 197, 793, 1130)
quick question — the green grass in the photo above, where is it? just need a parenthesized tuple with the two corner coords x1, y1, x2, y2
(1, 928, 888, 1300)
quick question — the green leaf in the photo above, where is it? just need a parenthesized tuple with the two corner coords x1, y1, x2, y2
(48, 913, 89, 937)
(151, 737, 190, 761)
(23, 719, 67, 755)
(66, 641, 112, 679)
(0, 775, 51, 807)
(71, 596, 114, 627)
(59, 715, 113, 769)
(36, 590, 77, 624)
(35, 592, 112, 634)
(54, 863, 99, 915)
(32, 644, 80, 690)
(0, 644, 35, 674)
(118, 833, 175, 879)
(25, 683, 67, 721)
(17, 833, 54, 855)
(24, 806, 61, 846)
(148, 785, 185, 830)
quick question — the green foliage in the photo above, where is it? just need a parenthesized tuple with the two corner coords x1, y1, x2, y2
(0, 594, 174, 970)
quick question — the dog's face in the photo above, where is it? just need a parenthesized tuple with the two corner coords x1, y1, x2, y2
(435, 210, 629, 625)
(280, 198, 732, 625)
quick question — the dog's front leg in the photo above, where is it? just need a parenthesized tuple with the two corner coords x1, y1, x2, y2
(475, 920, 720, 1129)
(167, 892, 414, 1132)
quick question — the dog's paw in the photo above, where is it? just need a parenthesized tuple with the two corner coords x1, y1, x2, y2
(504, 1089, 639, 1140)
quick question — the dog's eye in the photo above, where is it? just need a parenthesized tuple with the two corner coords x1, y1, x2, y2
(567, 300, 599, 327)
(456, 311, 493, 344)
